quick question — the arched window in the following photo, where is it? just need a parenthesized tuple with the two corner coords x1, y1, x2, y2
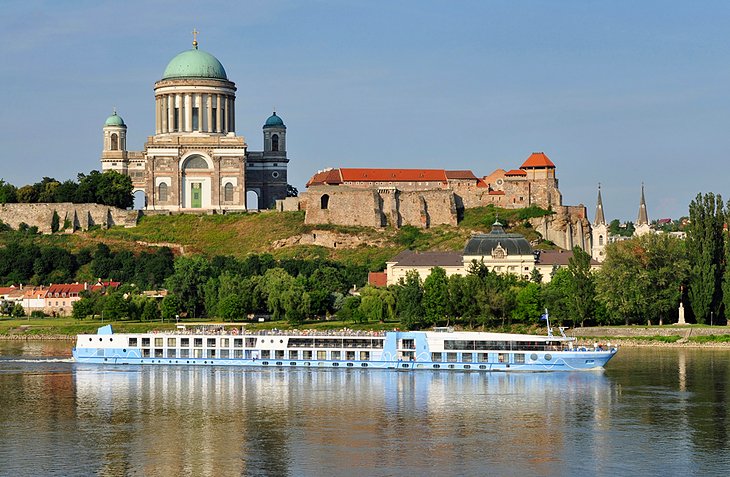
(183, 155, 209, 170)
(158, 183, 168, 202)
(599, 235, 604, 246)
(320, 194, 330, 210)
(111, 133, 118, 151)
(224, 182, 234, 202)
(272, 134, 279, 152)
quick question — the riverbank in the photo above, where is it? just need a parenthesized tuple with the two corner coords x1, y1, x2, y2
(3, 319, 730, 347)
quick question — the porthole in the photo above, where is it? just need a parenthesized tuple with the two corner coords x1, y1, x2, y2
(89, 338, 92, 342)
(530, 353, 538, 361)
(280, 339, 283, 343)
(479, 365, 487, 370)
(332, 363, 339, 367)
(545, 354, 553, 361)
(361, 363, 368, 367)
(104, 358, 108, 361)
(272, 171, 280, 178)
(464, 365, 471, 369)
(433, 364, 441, 369)
(262, 361, 269, 365)
(448, 364, 455, 369)
(290, 362, 297, 366)
(305, 362, 311, 366)
(346, 363, 354, 367)
(123, 349, 126, 353)
(276, 361, 283, 366)
(401, 364, 409, 368)
(99, 338, 102, 341)
(109, 338, 113, 342)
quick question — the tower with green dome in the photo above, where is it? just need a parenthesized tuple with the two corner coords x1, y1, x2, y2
(101, 32, 289, 212)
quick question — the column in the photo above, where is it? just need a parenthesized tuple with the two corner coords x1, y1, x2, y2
(216, 95, 222, 133)
(223, 97, 229, 133)
(161, 95, 168, 133)
(230, 99, 235, 133)
(206, 94, 213, 133)
(184, 94, 192, 132)
(168, 95, 175, 132)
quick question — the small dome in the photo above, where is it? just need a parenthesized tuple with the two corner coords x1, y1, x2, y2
(104, 112, 125, 127)
(162, 48, 227, 80)
(264, 112, 286, 128)
(463, 221, 533, 256)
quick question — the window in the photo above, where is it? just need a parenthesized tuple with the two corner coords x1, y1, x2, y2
(155, 338, 163, 347)
(180, 349, 190, 358)
(290, 350, 299, 359)
(462, 353, 473, 363)
(192, 107, 199, 130)
(207, 338, 216, 348)
(431, 352, 442, 362)
(224, 182, 233, 202)
(129, 338, 138, 347)
(158, 183, 168, 202)
(211, 108, 217, 130)
(167, 349, 177, 358)
(320, 194, 330, 209)
(272, 134, 279, 151)
(331, 350, 340, 360)
(234, 338, 243, 348)
(515, 354, 525, 364)
(181, 338, 189, 347)
(141, 338, 150, 347)
(174, 108, 180, 132)
(220, 349, 229, 359)
(360, 351, 370, 361)
(317, 350, 326, 360)
(261, 350, 270, 359)
(599, 235, 604, 246)
(111, 133, 118, 151)
(194, 338, 203, 348)
(221, 338, 229, 347)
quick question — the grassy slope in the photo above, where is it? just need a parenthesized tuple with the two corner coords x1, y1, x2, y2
(0, 205, 553, 268)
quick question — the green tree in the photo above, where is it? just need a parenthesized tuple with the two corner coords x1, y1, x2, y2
(102, 292, 129, 320)
(512, 283, 542, 323)
(0, 179, 17, 203)
(395, 270, 424, 329)
(566, 246, 596, 327)
(596, 234, 688, 325)
(541, 268, 571, 323)
(165, 256, 213, 317)
(11, 303, 24, 318)
(422, 267, 450, 325)
(260, 268, 295, 321)
(141, 299, 161, 322)
(686, 192, 725, 324)
(51, 211, 60, 233)
(160, 294, 182, 321)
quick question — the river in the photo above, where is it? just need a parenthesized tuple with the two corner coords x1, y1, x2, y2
(0, 341, 729, 476)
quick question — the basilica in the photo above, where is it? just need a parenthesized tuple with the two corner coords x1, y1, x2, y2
(100, 35, 288, 211)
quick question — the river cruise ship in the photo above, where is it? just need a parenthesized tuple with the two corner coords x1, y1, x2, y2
(73, 324, 617, 371)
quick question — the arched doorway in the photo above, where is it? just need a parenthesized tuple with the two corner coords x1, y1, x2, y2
(181, 154, 211, 209)
(246, 190, 259, 210)
(133, 190, 147, 210)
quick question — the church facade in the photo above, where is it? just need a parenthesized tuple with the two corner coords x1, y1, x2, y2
(100, 36, 288, 211)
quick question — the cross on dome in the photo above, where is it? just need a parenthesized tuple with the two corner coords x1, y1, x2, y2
(192, 28, 199, 49)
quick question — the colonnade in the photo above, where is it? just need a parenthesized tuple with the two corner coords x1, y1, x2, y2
(155, 92, 235, 135)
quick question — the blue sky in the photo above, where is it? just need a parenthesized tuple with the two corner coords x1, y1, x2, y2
(1, 0, 729, 221)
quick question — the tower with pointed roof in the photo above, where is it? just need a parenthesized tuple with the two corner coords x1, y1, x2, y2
(591, 184, 609, 261)
(634, 183, 652, 236)
(100, 32, 289, 211)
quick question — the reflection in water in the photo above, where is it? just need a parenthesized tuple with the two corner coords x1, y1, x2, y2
(1, 343, 730, 476)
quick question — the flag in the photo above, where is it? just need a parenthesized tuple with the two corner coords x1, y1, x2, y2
(540, 313, 548, 321)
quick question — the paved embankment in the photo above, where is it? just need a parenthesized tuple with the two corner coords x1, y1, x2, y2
(570, 326, 730, 348)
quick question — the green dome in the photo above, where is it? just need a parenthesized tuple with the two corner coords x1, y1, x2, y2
(264, 112, 285, 128)
(104, 112, 125, 127)
(162, 48, 228, 80)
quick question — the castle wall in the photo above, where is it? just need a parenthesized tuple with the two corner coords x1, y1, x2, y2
(0, 203, 139, 234)
(300, 187, 382, 227)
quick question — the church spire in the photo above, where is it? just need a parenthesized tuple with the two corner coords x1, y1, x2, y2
(637, 183, 649, 225)
(594, 183, 605, 226)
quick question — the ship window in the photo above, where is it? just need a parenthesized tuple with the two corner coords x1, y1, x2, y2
(289, 350, 299, 360)
(221, 338, 229, 347)
(498, 353, 507, 363)
(317, 350, 326, 360)
(545, 354, 553, 361)
(431, 352, 442, 362)
(207, 349, 216, 358)
(530, 353, 538, 361)
(446, 353, 458, 362)
(129, 338, 138, 347)
(194, 338, 203, 348)
(401, 339, 416, 350)
(515, 354, 525, 364)
(167, 349, 177, 358)
(234, 338, 243, 348)
(181, 338, 189, 347)
(142, 338, 150, 347)
(220, 350, 229, 359)
(478, 353, 488, 362)
(275, 350, 285, 359)
(234, 350, 243, 359)
(194, 349, 202, 358)
(331, 350, 341, 360)
(245, 337, 257, 347)
(360, 351, 370, 361)
(167, 338, 176, 347)
(346, 351, 356, 360)
(180, 349, 189, 358)
(207, 339, 216, 348)
(303, 350, 313, 359)
(155, 338, 163, 347)
(142, 349, 151, 357)
(462, 353, 473, 362)
(261, 350, 270, 359)
(155, 349, 163, 358)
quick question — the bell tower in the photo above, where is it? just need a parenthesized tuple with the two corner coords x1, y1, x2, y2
(100, 110, 128, 174)
(591, 184, 608, 262)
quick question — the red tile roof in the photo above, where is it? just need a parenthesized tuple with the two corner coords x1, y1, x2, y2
(340, 168, 448, 182)
(445, 170, 478, 180)
(520, 152, 555, 169)
(505, 169, 527, 176)
(47, 284, 86, 295)
(476, 179, 489, 188)
(488, 190, 505, 195)
(306, 169, 343, 187)
(368, 272, 388, 288)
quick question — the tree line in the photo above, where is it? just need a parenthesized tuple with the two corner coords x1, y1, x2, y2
(0, 170, 133, 209)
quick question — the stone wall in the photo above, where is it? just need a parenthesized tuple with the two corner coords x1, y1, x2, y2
(0, 203, 139, 234)
(300, 186, 457, 228)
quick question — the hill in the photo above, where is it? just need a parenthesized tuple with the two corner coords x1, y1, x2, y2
(0, 205, 553, 269)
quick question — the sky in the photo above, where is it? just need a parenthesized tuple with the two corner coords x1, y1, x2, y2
(1, 0, 729, 222)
